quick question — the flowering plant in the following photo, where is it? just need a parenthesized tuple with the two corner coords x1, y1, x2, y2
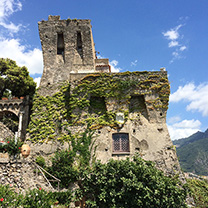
(0, 184, 23, 207)
(0, 137, 23, 157)
(23, 188, 54, 208)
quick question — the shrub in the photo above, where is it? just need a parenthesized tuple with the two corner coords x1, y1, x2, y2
(0, 137, 23, 157)
(48, 127, 94, 188)
(22, 188, 54, 208)
(35, 155, 46, 168)
(48, 149, 78, 188)
(187, 178, 208, 207)
(0, 184, 23, 207)
(77, 155, 188, 208)
(50, 190, 73, 206)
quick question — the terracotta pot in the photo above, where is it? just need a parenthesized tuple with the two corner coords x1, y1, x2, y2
(21, 144, 31, 158)
(2, 97, 8, 100)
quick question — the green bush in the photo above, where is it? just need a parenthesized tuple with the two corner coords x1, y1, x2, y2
(0, 185, 72, 207)
(50, 190, 73, 206)
(48, 127, 94, 188)
(48, 149, 78, 188)
(0, 137, 23, 157)
(77, 155, 188, 208)
(35, 155, 46, 168)
(0, 184, 23, 207)
(22, 188, 55, 208)
(187, 178, 208, 208)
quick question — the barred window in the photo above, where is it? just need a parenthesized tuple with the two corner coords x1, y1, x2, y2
(113, 133, 129, 153)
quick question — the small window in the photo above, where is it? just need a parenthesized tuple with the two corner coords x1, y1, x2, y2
(113, 133, 129, 153)
(57, 33, 64, 55)
(77, 32, 82, 50)
(77, 31, 83, 58)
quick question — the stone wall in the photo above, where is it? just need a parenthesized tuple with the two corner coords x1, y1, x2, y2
(39, 15, 110, 87)
(0, 122, 14, 140)
(28, 70, 182, 176)
(0, 155, 57, 193)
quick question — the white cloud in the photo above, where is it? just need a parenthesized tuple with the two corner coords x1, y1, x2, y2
(172, 119, 201, 128)
(0, 0, 22, 33)
(131, 60, 138, 66)
(34, 77, 41, 88)
(172, 51, 179, 58)
(167, 117, 201, 140)
(168, 123, 200, 140)
(163, 24, 182, 40)
(0, 38, 43, 74)
(167, 116, 181, 124)
(163, 22, 187, 63)
(0, 1, 43, 76)
(110, 60, 122, 72)
(168, 41, 179, 48)
(180, 46, 187, 51)
(170, 83, 208, 116)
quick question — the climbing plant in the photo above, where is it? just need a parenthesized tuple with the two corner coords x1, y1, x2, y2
(47, 126, 95, 188)
(28, 71, 170, 143)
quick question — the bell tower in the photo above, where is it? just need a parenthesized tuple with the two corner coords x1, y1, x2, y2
(38, 15, 110, 87)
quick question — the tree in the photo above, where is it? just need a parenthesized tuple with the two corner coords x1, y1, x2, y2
(0, 58, 36, 98)
(77, 155, 188, 208)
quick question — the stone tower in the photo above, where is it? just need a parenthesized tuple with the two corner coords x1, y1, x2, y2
(38, 15, 110, 87)
(31, 16, 181, 176)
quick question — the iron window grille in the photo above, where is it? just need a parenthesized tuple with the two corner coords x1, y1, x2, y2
(112, 133, 129, 153)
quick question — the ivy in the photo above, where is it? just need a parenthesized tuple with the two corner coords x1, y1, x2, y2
(28, 71, 170, 143)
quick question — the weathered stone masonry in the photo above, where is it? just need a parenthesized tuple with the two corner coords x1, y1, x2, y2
(39, 15, 110, 87)
(0, 15, 183, 196)
(27, 15, 180, 175)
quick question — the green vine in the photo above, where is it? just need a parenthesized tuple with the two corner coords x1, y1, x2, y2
(28, 71, 170, 143)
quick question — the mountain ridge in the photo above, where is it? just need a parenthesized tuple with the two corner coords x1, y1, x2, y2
(173, 128, 208, 175)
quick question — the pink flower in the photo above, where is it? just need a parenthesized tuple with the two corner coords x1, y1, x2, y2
(0, 198, 3, 202)
(18, 147, 21, 149)
(7, 141, 9, 144)
(39, 188, 42, 190)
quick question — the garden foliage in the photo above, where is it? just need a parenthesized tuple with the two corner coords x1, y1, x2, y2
(187, 178, 208, 208)
(48, 127, 95, 188)
(0, 155, 188, 207)
(75, 155, 188, 208)
(0, 137, 23, 157)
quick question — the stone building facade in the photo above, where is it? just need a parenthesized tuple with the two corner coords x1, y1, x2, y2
(33, 15, 180, 174)
(39, 15, 110, 87)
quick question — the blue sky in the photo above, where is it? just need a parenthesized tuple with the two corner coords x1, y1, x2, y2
(0, 0, 208, 140)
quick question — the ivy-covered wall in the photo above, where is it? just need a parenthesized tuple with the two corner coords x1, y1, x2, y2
(28, 71, 170, 143)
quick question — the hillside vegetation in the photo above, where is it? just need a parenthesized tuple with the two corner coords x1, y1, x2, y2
(173, 129, 208, 175)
